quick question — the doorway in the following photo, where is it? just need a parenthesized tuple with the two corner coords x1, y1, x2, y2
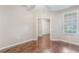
(37, 18, 51, 52)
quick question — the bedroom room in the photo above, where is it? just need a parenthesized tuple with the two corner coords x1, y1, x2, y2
(0, 5, 79, 53)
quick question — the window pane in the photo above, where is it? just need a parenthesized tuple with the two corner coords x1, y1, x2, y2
(64, 12, 77, 35)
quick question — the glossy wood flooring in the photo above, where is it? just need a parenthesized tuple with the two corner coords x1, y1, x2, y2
(1, 34, 79, 53)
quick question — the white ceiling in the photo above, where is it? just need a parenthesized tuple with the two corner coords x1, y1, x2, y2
(23, 5, 75, 11)
(46, 5, 74, 11)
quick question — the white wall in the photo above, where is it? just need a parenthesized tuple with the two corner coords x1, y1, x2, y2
(51, 6, 79, 45)
(0, 5, 53, 49)
(1, 5, 79, 49)
(42, 19, 50, 35)
(61, 6, 79, 45)
(38, 19, 50, 36)
(51, 12, 63, 40)
(33, 5, 52, 37)
(0, 6, 36, 49)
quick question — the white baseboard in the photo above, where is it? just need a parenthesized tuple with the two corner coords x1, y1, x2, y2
(50, 39, 61, 41)
(51, 39, 79, 45)
(60, 39, 79, 45)
(38, 33, 50, 37)
(0, 39, 35, 51)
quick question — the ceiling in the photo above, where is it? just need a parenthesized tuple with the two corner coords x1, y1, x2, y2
(46, 5, 74, 11)
(23, 5, 75, 11)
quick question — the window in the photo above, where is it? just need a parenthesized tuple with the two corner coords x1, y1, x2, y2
(64, 12, 77, 35)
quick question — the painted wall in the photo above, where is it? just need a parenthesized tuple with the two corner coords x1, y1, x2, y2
(51, 12, 63, 40)
(33, 5, 51, 36)
(0, 5, 52, 49)
(51, 6, 79, 45)
(0, 6, 36, 49)
(61, 6, 79, 45)
(38, 19, 50, 36)
(1, 5, 79, 49)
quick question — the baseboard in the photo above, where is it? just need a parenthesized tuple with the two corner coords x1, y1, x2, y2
(60, 39, 79, 45)
(38, 33, 50, 37)
(0, 38, 35, 51)
(50, 39, 61, 41)
(51, 39, 79, 45)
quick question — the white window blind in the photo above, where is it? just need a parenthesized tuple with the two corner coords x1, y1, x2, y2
(64, 12, 77, 35)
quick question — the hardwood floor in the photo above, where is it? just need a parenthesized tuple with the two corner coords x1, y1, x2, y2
(3, 40, 38, 53)
(1, 34, 79, 53)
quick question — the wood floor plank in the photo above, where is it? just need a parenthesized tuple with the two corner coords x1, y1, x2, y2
(1, 34, 79, 53)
